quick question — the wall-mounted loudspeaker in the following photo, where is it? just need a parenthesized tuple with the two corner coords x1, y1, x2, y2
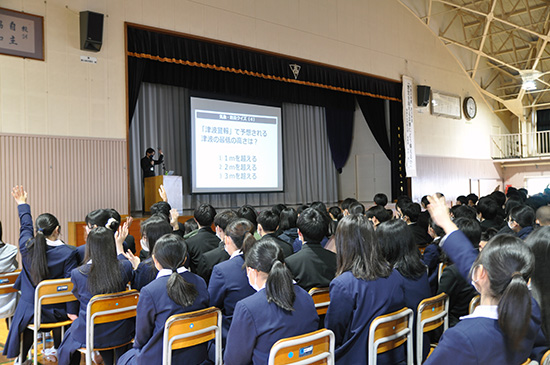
(80, 11, 104, 52)
(417, 85, 431, 107)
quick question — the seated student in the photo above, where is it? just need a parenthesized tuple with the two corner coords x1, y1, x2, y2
(257, 210, 293, 258)
(325, 214, 406, 364)
(208, 219, 257, 348)
(437, 218, 480, 327)
(277, 208, 299, 246)
(476, 196, 504, 232)
(377, 219, 431, 362)
(0, 219, 19, 323)
(118, 234, 209, 365)
(123, 215, 173, 291)
(427, 195, 548, 364)
(76, 209, 129, 264)
(237, 205, 261, 240)
(196, 210, 239, 283)
(365, 205, 392, 229)
(224, 239, 319, 364)
(348, 201, 365, 215)
(507, 205, 536, 239)
(183, 218, 199, 239)
(4, 187, 78, 363)
(423, 219, 444, 293)
(535, 205, 550, 227)
(374, 193, 388, 207)
(396, 199, 432, 246)
(149, 200, 184, 236)
(185, 204, 219, 273)
(57, 227, 134, 365)
(456, 195, 468, 206)
(340, 197, 358, 216)
(450, 204, 477, 220)
(466, 193, 478, 207)
(285, 208, 336, 292)
(292, 204, 331, 252)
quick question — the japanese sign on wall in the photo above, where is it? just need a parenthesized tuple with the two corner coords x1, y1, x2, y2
(0, 7, 44, 60)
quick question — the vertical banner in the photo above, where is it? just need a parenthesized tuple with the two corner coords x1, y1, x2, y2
(402, 75, 417, 177)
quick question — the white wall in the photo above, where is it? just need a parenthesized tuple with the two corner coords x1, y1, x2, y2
(0, 0, 508, 205)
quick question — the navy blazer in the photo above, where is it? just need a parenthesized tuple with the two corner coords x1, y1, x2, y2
(131, 271, 209, 365)
(401, 271, 431, 362)
(438, 230, 548, 362)
(260, 233, 294, 258)
(224, 285, 319, 364)
(208, 254, 255, 344)
(132, 258, 157, 291)
(185, 227, 221, 273)
(325, 270, 406, 364)
(285, 242, 336, 292)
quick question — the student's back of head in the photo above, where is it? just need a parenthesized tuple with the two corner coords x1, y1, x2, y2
(150, 201, 171, 217)
(454, 217, 481, 248)
(373, 193, 388, 207)
(477, 197, 499, 220)
(140, 215, 173, 254)
(450, 205, 477, 220)
(214, 210, 239, 231)
(257, 210, 279, 233)
(194, 204, 216, 227)
(536, 205, 550, 226)
(238, 205, 258, 231)
(508, 205, 535, 229)
(279, 208, 298, 230)
(297, 208, 328, 243)
(365, 205, 392, 226)
(456, 195, 468, 206)
(348, 201, 365, 215)
(271, 204, 287, 217)
(398, 201, 421, 223)
(341, 198, 358, 213)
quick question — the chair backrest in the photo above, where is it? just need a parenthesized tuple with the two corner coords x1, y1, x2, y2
(34, 278, 76, 328)
(85, 290, 139, 364)
(268, 329, 335, 365)
(308, 287, 330, 316)
(163, 306, 222, 365)
(541, 349, 550, 365)
(469, 295, 480, 314)
(368, 307, 414, 365)
(416, 293, 449, 365)
(417, 244, 428, 255)
(0, 270, 20, 295)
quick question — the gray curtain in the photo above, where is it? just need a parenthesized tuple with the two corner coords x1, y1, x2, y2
(130, 83, 338, 212)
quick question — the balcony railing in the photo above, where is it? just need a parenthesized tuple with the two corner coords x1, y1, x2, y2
(491, 131, 550, 159)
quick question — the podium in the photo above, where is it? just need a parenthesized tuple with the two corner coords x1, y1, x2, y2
(144, 175, 183, 213)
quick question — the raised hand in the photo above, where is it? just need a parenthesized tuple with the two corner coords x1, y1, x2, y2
(11, 186, 28, 205)
(114, 221, 129, 255)
(427, 194, 457, 234)
(159, 185, 168, 202)
(122, 250, 140, 270)
(170, 208, 180, 231)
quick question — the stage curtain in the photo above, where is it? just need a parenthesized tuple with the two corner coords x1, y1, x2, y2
(130, 83, 338, 211)
(356, 96, 391, 160)
(325, 107, 354, 173)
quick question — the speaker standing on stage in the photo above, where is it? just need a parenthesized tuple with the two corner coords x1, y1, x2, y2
(141, 148, 163, 178)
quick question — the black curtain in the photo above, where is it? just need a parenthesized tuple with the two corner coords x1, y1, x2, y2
(128, 57, 147, 121)
(356, 96, 391, 160)
(325, 108, 354, 173)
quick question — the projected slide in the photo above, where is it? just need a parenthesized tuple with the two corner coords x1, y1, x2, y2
(191, 97, 283, 193)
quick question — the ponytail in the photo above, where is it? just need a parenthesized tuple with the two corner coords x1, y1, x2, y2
(498, 273, 532, 350)
(153, 234, 198, 308)
(28, 213, 59, 286)
(246, 239, 296, 312)
(166, 269, 198, 307)
(29, 231, 49, 286)
(480, 235, 534, 351)
(266, 259, 295, 312)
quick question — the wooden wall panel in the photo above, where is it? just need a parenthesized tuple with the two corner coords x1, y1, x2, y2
(0, 133, 127, 247)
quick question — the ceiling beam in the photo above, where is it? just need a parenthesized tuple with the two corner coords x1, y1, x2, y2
(472, 0, 498, 79)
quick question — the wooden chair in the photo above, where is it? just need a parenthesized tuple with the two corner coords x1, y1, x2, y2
(416, 293, 449, 365)
(368, 307, 414, 365)
(469, 295, 480, 314)
(78, 290, 139, 365)
(163, 306, 222, 365)
(0, 270, 21, 328)
(541, 349, 550, 365)
(417, 244, 428, 256)
(26, 278, 76, 365)
(308, 287, 330, 316)
(268, 329, 335, 365)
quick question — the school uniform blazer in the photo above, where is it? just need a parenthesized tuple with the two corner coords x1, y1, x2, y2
(260, 233, 294, 258)
(425, 314, 536, 364)
(76, 241, 129, 265)
(208, 254, 255, 342)
(442, 230, 548, 361)
(185, 227, 221, 273)
(409, 223, 432, 246)
(132, 258, 157, 291)
(325, 269, 406, 365)
(68, 259, 135, 348)
(285, 242, 337, 292)
(224, 285, 319, 365)
(133, 271, 210, 365)
(196, 242, 230, 284)
(3, 204, 79, 358)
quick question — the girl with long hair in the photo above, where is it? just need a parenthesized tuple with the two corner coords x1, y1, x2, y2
(4, 186, 79, 363)
(224, 239, 319, 364)
(57, 226, 134, 365)
(118, 234, 209, 365)
(426, 195, 546, 364)
(324, 214, 406, 364)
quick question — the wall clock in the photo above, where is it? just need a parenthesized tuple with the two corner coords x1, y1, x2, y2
(464, 96, 477, 119)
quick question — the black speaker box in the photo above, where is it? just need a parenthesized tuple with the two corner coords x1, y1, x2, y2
(80, 11, 104, 52)
(417, 85, 431, 107)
